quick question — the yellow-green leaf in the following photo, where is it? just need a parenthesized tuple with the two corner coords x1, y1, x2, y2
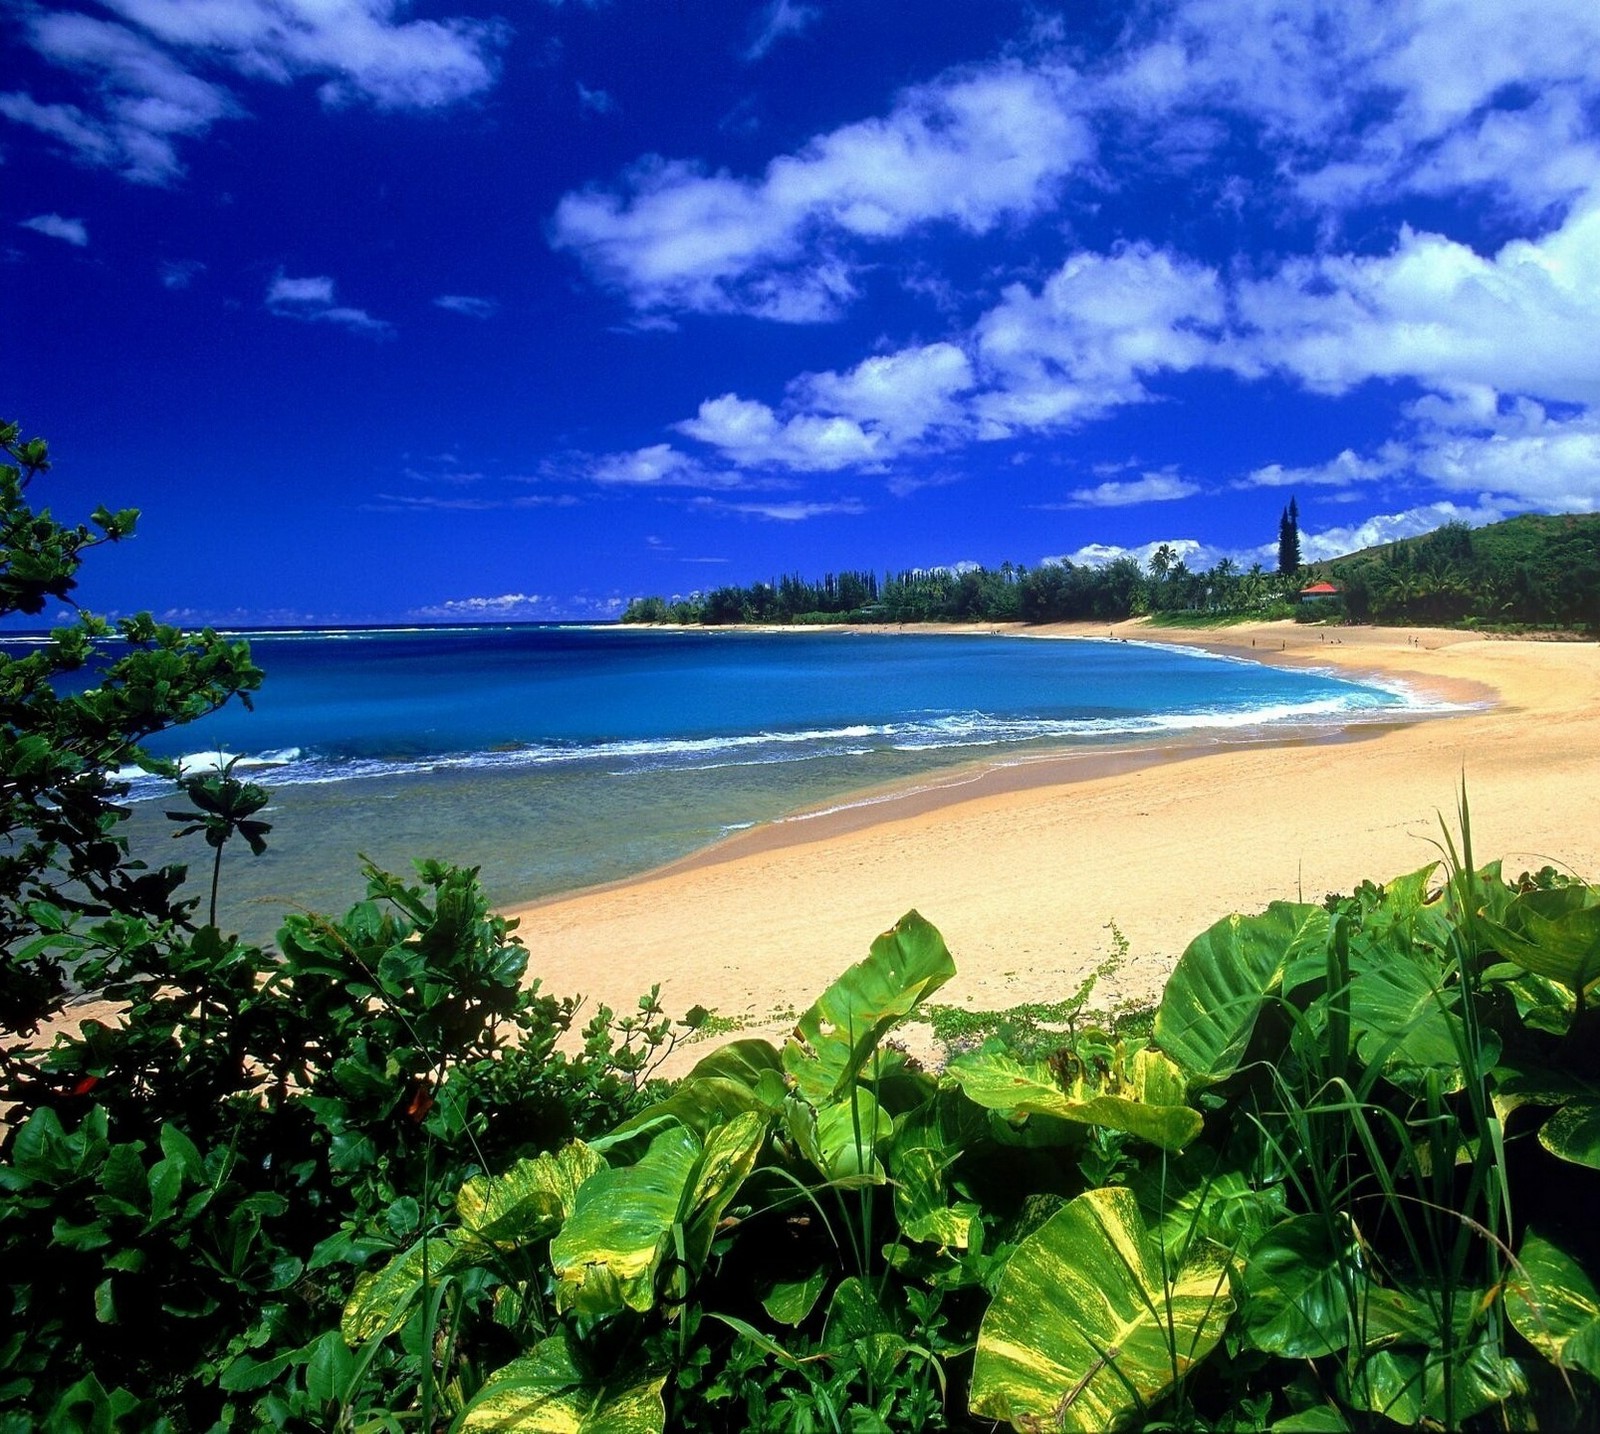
(783, 910, 955, 1106)
(456, 1141, 603, 1248)
(971, 1186, 1233, 1432)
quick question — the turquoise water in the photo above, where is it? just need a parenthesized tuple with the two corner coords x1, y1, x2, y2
(36, 624, 1441, 942)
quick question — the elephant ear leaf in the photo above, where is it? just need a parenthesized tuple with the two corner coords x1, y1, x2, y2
(342, 1238, 459, 1344)
(945, 1046, 1201, 1151)
(784, 910, 955, 1106)
(1155, 903, 1328, 1085)
(550, 1126, 701, 1318)
(1481, 886, 1600, 1005)
(456, 1140, 603, 1248)
(1505, 1228, 1600, 1382)
(970, 1186, 1232, 1432)
(460, 1328, 666, 1432)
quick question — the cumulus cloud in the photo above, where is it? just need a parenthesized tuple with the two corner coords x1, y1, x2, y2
(1097, 0, 1600, 217)
(1236, 203, 1600, 405)
(1408, 397, 1600, 513)
(19, 213, 88, 246)
(551, 62, 1093, 318)
(589, 443, 741, 488)
(1051, 537, 1221, 570)
(972, 245, 1227, 434)
(3, 0, 506, 183)
(677, 395, 882, 471)
(266, 273, 392, 335)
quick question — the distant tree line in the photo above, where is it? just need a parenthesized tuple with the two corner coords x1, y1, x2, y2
(621, 550, 1306, 626)
(622, 512, 1600, 633)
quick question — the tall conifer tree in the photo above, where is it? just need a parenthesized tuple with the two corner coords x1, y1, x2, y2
(1277, 497, 1302, 575)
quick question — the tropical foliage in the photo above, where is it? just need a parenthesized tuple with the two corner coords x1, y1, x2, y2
(336, 815, 1600, 1432)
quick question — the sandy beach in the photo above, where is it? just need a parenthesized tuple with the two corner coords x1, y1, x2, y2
(505, 621, 1600, 1075)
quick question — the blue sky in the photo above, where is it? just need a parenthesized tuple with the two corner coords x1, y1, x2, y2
(5, 0, 1600, 625)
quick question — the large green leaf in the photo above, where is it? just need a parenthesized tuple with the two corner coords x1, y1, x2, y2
(813, 1088, 893, 1180)
(456, 1142, 603, 1249)
(1481, 885, 1600, 1003)
(1340, 1284, 1527, 1425)
(1506, 1228, 1600, 1381)
(1340, 1335, 1525, 1428)
(589, 1075, 774, 1158)
(1238, 1215, 1359, 1358)
(342, 1237, 459, 1344)
(970, 1186, 1233, 1431)
(680, 1110, 767, 1269)
(1133, 1150, 1286, 1271)
(550, 1126, 701, 1318)
(783, 910, 955, 1106)
(460, 1330, 666, 1432)
(946, 1045, 1202, 1150)
(892, 1144, 979, 1248)
(1155, 903, 1329, 1084)
(1346, 937, 1471, 1094)
(681, 1037, 784, 1089)
(550, 1113, 767, 1318)
(1539, 1098, 1600, 1169)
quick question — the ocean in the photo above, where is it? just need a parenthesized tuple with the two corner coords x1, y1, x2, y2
(18, 625, 1450, 942)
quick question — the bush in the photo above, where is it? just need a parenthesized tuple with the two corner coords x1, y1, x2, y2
(0, 420, 696, 1427)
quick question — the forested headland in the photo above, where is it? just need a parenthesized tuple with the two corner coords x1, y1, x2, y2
(621, 512, 1600, 632)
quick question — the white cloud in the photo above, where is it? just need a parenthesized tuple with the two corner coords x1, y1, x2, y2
(972, 245, 1227, 433)
(1300, 499, 1516, 563)
(1239, 448, 1394, 490)
(1052, 537, 1220, 570)
(745, 0, 819, 62)
(1098, 0, 1600, 216)
(4, 1, 505, 184)
(577, 82, 614, 115)
(1409, 399, 1600, 513)
(1237, 202, 1600, 405)
(589, 443, 740, 488)
(433, 293, 497, 318)
(677, 394, 882, 471)
(795, 343, 974, 447)
(19, 213, 88, 246)
(2, 14, 237, 183)
(1066, 471, 1201, 507)
(266, 273, 391, 335)
(99, 0, 506, 109)
(551, 61, 1092, 318)
(410, 592, 548, 618)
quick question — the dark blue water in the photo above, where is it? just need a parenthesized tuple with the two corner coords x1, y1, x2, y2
(6, 625, 1445, 940)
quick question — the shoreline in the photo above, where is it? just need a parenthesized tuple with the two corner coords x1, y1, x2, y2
(506, 619, 1600, 1076)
